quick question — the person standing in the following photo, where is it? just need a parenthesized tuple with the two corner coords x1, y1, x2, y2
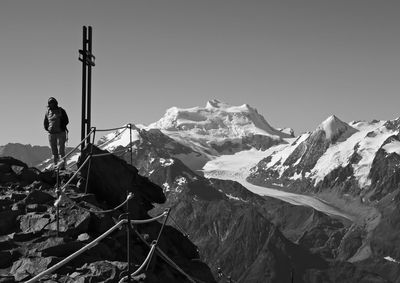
(44, 97, 69, 169)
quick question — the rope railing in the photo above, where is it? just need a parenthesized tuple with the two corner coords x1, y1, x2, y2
(61, 193, 134, 214)
(30, 208, 172, 283)
(133, 229, 198, 283)
(155, 246, 199, 283)
(43, 123, 208, 283)
(94, 124, 130, 132)
(169, 214, 190, 238)
(130, 210, 169, 224)
(58, 155, 91, 193)
(25, 219, 128, 283)
(118, 242, 157, 283)
(90, 147, 131, 158)
(97, 127, 128, 149)
(62, 128, 96, 161)
(51, 123, 132, 171)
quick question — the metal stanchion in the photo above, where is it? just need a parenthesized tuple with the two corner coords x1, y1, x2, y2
(84, 128, 96, 194)
(56, 167, 60, 236)
(126, 123, 133, 283)
(129, 124, 133, 166)
(126, 193, 132, 283)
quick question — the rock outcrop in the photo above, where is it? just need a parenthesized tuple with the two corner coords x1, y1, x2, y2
(0, 154, 216, 283)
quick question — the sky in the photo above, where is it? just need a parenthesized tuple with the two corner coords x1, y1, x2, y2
(0, 0, 399, 146)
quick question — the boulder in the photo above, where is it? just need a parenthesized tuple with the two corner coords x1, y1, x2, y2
(0, 251, 12, 268)
(17, 168, 40, 185)
(19, 213, 50, 234)
(59, 261, 127, 283)
(0, 157, 27, 169)
(10, 231, 44, 242)
(46, 207, 91, 237)
(0, 173, 18, 184)
(22, 190, 54, 205)
(10, 257, 58, 281)
(0, 276, 15, 283)
(0, 210, 23, 235)
(38, 170, 57, 186)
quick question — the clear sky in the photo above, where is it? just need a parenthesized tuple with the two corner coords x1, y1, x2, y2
(0, 0, 399, 146)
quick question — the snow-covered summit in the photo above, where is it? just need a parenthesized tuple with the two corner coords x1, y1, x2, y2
(316, 115, 357, 141)
(149, 99, 291, 140)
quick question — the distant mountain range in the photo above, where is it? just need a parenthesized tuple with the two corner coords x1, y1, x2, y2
(0, 143, 73, 168)
(0, 143, 52, 167)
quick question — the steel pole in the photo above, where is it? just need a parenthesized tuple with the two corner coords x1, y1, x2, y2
(87, 26, 92, 144)
(81, 26, 87, 152)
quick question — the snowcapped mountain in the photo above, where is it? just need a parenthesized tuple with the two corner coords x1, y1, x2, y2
(248, 117, 400, 200)
(316, 115, 357, 142)
(148, 99, 293, 160)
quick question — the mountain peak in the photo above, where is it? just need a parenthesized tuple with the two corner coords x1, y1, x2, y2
(150, 100, 290, 138)
(317, 115, 357, 140)
(205, 99, 223, 109)
(148, 100, 293, 156)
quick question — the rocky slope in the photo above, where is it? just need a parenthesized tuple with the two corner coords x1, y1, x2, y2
(0, 154, 216, 283)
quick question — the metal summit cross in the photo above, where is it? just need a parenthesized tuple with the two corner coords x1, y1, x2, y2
(79, 26, 95, 152)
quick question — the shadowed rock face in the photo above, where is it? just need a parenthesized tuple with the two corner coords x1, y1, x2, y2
(78, 144, 166, 219)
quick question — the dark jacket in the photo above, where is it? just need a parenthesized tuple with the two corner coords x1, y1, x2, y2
(44, 107, 69, 133)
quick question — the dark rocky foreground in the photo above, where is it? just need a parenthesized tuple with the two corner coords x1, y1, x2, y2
(0, 155, 216, 282)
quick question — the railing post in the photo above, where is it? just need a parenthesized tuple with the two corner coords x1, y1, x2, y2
(84, 128, 95, 194)
(56, 167, 60, 236)
(126, 193, 131, 283)
(129, 124, 133, 166)
(127, 123, 133, 282)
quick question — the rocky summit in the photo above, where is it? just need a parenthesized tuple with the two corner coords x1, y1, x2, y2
(0, 154, 216, 282)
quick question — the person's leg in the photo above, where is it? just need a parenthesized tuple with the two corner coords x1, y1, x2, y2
(48, 133, 59, 165)
(57, 132, 67, 169)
